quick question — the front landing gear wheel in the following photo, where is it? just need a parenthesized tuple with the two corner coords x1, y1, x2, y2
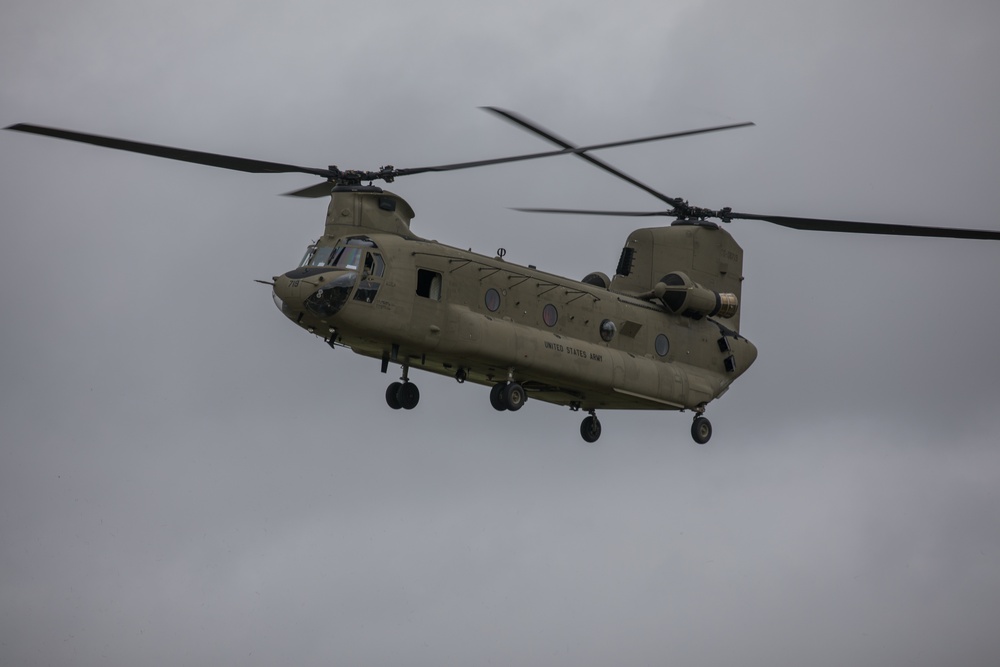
(691, 416, 712, 444)
(580, 414, 602, 443)
(490, 383, 508, 411)
(503, 382, 526, 411)
(386, 382, 403, 410)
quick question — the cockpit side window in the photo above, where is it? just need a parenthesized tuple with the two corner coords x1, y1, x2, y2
(299, 245, 316, 267)
(354, 252, 387, 304)
(365, 252, 385, 278)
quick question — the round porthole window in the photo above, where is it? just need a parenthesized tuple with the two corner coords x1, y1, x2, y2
(485, 288, 501, 312)
(599, 319, 616, 342)
(542, 304, 558, 327)
(655, 333, 670, 356)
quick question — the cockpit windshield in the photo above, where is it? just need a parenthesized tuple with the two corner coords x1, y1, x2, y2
(300, 238, 379, 269)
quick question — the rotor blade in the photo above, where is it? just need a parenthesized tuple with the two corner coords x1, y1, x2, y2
(731, 212, 1000, 240)
(513, 207, 674, 217)
(484, 107, 683, 207)
(484, 107, 753, 155)
(483, 107, 755, 210)
(6, 123, 337, 178)
(392, 119, 755, 178)
(283, 182, 337, 198)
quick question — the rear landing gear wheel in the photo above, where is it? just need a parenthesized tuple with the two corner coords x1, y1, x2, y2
(490, 383, 508, 411)
(386, 382, 403, 410)
(691, 416, 712, 444)
(397, 382, 420, 410)
(580, 414, 602, 443)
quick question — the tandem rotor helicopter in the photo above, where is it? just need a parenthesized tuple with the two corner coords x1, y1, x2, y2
(8, 109, 1000, 443)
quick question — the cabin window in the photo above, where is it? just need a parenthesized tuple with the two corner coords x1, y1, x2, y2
(484, 288, 501, 312)
(542, 304, 558, 327)
(600, 319, 617, 342)
(417, 269, 442, 301)
(655, 334, 670, 356)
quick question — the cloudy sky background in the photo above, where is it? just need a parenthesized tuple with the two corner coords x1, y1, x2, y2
(2, 1, 1000, 665)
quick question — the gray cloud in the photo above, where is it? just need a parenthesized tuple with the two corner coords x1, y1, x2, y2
(2, 1, 1000, 665)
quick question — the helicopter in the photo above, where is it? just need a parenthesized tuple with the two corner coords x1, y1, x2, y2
(8, 109, 1000, 444)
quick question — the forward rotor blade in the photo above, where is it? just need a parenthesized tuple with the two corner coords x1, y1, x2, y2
(730, 212, 1000, 240)
(284, 182, 337, 198)
(513, 207, 674, 217)
(6, 123, 337, 178)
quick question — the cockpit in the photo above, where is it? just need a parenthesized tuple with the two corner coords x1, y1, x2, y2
(286, 237, 387, 319)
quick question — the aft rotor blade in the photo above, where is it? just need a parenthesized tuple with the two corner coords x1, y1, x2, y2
(393, 119, 755, 178)
(731, 212, 1000, 240)
(6, 123, 337, 178)
(483, 107, 755, 210)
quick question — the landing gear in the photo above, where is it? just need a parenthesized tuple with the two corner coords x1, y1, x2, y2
(580, 412, 602, 443)
(489, 383, 506, 411)
(385, 380, 420, 410)
(386, 362, 420, 411)
(397, 382, 420, 410)
(386, 382, 402, 410)
(691, 415, 712, 444)
(489, 381, 526, 411)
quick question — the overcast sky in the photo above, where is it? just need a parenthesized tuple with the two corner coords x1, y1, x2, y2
(2, 1, 1000, 665)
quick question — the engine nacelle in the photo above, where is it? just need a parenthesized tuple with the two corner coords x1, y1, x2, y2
(655, 271, 739, 319)
(581, 272, 611, 289)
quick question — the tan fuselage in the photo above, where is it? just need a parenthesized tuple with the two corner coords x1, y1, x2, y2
(272, 187, 757, 413)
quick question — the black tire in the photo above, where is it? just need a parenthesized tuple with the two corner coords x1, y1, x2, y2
(490, 383, 508, 411)
(397, 382, 420, 410)
(580, 415, 602, 443)
(503, 382, 526, 411)
(691, 416, 712, 444)
(385, 382, 403, 410)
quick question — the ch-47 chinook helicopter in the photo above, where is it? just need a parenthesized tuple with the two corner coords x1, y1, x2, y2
(8, 109, 1000, 444)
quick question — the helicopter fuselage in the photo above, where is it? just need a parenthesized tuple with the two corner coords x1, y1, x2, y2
(271, 186, 757, 416)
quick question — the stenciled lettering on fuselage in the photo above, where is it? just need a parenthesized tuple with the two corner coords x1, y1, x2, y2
(543, 340, 603, 363)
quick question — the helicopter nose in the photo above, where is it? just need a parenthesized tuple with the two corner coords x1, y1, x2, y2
(272, 268, 358, 321)
(271, 272, 308, 317)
